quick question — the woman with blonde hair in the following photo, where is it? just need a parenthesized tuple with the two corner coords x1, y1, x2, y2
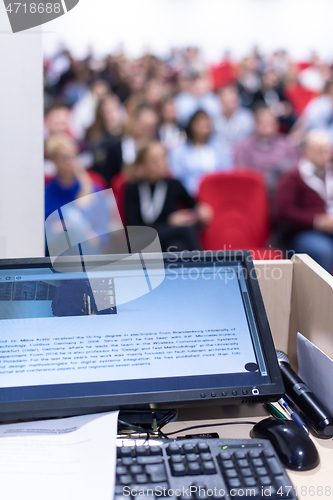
(45, 134, 115, 256)
(45, 133, 95, 219)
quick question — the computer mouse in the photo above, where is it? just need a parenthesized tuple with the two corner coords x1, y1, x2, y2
(250, 417, 320, 471)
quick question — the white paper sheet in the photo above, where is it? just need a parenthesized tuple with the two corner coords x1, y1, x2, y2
(297, 332, 333, 414)
(0, 411, 119, 500)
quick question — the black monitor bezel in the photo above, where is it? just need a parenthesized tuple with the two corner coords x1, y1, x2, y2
(0, 251, 284, 421)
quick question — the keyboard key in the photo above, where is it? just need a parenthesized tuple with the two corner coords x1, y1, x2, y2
(256, 466, 268, 476)
(241, 468, 253, 477)
(145, 463, 167, 483)
(197, 443, 210, 453)
(120, 475, 132, 485)
(120, 447, 133, 457)
(131, 483, 168, 493)
(116, 466, 127, 476)
(237, 459, 249, 468)
(248, 450, 261, 459)
(136, 474, 149, 484)
(145, 464, 166, 475)
(221, 460, 234, 469)
(136, 446, 149, 456)
(183, 443, 196, 454)
(171, 463, 186, 476)
(202, 461, 217, 474)
(251, 458, 264, 467)
(150, 471, 167, 483)
(122, 457, 133, 466)
(150, 446, 163, 455)
(274, 475, 294, 497)
(219, 451, 231, 460)
(226, 469, 238, 478)
(260, 475, 272, 486)
(115, 485, 124, 495)
(188, 462, 201, 475)
(167, 443, 181, 455)
(227, 478, 241, 488)
(170, 454, 183, 463)
(130, 465, 143, 474)
(234, 451, 246, 459)
(244, 477, 256, 487)
(137, 456, 164, 465)
(200, 453, 212, 462)
(186, 453, 198, 462)
(266, 457, 283, 475)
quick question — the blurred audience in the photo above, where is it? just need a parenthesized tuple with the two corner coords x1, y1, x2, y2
(234, 107, 298, 196)
(125, 141, 212, 251)
(276, 130, 333, 272)
(43, 45, 333, 269)
(169, 110, 232, 196)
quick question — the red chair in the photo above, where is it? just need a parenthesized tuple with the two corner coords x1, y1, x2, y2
(210, 61, 238, 91)
(284, 83, 317, 116)
(110, 172, 128, 223)
(197, 170, 282, 260)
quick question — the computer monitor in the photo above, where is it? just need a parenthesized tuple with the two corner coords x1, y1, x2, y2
(0, 251, 284, 421)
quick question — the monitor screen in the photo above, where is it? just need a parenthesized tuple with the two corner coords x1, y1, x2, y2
(0, 252, 284, 420)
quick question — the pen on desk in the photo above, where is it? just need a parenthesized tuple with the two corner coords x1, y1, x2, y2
(264, 403, 286, 420)
(278, 397, 309, 434)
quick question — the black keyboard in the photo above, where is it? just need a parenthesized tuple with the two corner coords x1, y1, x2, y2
(115, 438, 298, 499)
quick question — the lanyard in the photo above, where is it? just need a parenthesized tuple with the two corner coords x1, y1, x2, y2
(138, 181, 168, 225)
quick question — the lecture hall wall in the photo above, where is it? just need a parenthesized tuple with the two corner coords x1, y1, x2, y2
(42, 0, 333, 61)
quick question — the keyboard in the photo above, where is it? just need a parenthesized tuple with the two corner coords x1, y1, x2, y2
(115, 438, 298, 499)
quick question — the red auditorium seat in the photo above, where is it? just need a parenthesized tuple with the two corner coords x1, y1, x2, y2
(211, 61, 238, 91)
(284, 83, 318, 116)
(197, 170, 282, 260)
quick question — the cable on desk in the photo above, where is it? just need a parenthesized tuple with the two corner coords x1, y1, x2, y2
(159, 421, 257, 438)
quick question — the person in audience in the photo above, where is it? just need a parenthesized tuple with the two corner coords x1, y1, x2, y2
(234, 106, 298, 196)
(169, 110, 232, 196)
(174, 74, 221, 127)
(251, 69, 296, 130)
(45, 134, 95, 219)
(236, 56, 261, 108)
(86, 94, 126, 176)
(215, 85, 254, 147)
(276, 130, 333, 272)
(44, 104, 72, 139)
(45, 134, 115, 256)
(93, 104, 159, 185)
(70, 79, 110, 140)
(296, 81, 333, 146)
(125, 141, 212, 252)
(159, 96, 187, 150)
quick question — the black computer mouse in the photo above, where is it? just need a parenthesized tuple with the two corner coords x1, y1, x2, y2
(251, 417, 320, 471)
